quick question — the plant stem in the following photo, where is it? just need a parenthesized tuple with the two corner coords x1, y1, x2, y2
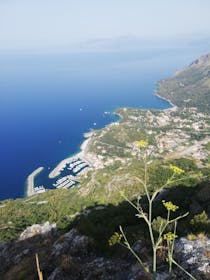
(35, 253, 43, 280)
(119, 226, 148, 273)
(153, 247, 157, 275)
(169, 221, 177, 273)
(172, 259, 197, 280)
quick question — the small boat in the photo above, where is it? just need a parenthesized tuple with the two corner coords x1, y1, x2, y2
(34, 185, 46, 193)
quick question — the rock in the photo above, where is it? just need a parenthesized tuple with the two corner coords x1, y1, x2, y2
(82, 257, 130, 280)
(174, 237, 210, 279)
(132, 240, 143, 254)
(48, 268, 69, 280)
(52, 229, 94, 258)
(19, 221, 56, 240)
(155, 272, 169, 280)
(2, 225, 210, 280)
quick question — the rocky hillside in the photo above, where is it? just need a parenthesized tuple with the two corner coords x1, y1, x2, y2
(0, 179, 210, 279)
(157, 53, 210, 112)
(1, 221, 210, 280)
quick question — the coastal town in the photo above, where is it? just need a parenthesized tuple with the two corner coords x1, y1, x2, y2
(85, 106, 210, 168)
(26, 104, 210, 197)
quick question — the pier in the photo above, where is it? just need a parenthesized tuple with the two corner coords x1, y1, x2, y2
(26, 167, 45, 197)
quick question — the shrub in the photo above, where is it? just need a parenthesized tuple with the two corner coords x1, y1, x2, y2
(190, 211, 210, 233)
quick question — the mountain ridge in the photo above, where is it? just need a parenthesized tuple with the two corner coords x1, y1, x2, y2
(157, 52, 210, 112)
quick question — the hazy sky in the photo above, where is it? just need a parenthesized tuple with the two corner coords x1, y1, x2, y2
(1, 0, 210, 51)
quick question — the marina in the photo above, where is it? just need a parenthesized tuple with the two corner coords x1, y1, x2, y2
(53, 175, 77, 189)
(67, 158, 89, 174)
(34, 185, 46, 194)
(53, 157, 89, 189)
(26, 156, 90, 196)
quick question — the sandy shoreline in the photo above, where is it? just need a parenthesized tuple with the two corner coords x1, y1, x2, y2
(26, 167, 44, 197)
(48, 132, 93, 179)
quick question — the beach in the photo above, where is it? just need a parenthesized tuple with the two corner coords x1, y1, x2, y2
(26, 167, 44, 197)
(48, 132, 94, 179)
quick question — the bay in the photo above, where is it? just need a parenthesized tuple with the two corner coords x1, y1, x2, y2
(0, 47, 208, 199)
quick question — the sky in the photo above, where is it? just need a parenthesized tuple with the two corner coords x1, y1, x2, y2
(0, 0, 210, 52)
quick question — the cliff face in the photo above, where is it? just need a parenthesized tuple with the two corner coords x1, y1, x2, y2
(157, 52, 210, 112)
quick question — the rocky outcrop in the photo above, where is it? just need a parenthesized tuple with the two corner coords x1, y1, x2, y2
(19, 221, 56, 240)
(48, 229, 133, 280)
(0, 228, 134, 280)
(51, 229, 92, 258)
(1, 225, 210, 280)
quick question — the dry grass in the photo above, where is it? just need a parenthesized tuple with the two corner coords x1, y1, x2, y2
(187, 232, 207, 241)
(197, 232, 207, 240)
(187, 233, 197, 241)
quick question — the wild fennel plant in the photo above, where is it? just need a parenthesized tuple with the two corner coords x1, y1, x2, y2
(109, 140, 196, 279)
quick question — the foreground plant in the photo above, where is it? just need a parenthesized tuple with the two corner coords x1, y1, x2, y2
(35, 253, 43, 280)
(109, 140, 197, 279)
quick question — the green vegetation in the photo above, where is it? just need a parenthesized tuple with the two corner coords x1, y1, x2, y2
(190, 211, 210, 233)
(157, 54, 210, 112)
(0, 155, 208, 243)
(108, 142, 193, 278)
(0, 189, 92, 241)
(205, 142, 210, 151)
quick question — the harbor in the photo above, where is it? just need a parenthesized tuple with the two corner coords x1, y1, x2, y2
(25, 132, 94, 197)
(48, 132, 93, 179)
(52, 157, 90, 189)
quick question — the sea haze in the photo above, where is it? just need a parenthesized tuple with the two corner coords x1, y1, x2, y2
(0, 47, 207, 199)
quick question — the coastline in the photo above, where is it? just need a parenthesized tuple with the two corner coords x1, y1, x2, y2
(48, 131, 94, 179)
(154, 91, 177, 110)
(25, 91, 174, 196)
(26, 93, 174, 197)
(26, 167, 44, 197)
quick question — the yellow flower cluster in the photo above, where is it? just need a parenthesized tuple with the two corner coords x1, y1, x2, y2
(108, 232, 122, 246)
(119, 190, 125, 197)
(162, 200, 179, 212)
(163, 232, 178, 241)
(135, 140, 148, 148)
(169, 164, 184, 175)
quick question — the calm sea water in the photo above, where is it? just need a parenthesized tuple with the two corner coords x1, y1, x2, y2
(0, 47, 208, 200)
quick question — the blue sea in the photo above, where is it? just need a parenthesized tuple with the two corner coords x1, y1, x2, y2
(0, 47, 208, 200)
